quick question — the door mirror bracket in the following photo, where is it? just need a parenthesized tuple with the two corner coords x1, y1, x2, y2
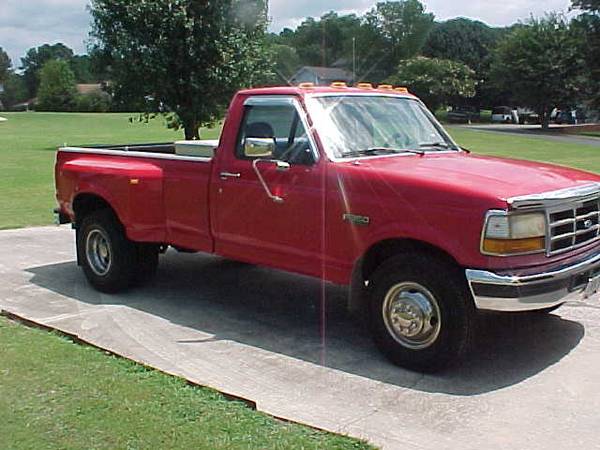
(252, 159, 290, 203)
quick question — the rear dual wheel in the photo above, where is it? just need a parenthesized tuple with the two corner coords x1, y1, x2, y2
(78, 210, 159, 293)
(368, 253, 474, 372)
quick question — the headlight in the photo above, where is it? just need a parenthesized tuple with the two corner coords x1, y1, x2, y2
(482, 211, 546, 255)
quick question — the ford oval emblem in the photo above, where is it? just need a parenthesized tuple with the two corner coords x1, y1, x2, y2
(584, 219, 594, 229)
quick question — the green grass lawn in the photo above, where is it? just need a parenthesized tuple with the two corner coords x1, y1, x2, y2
(0, 316, 370, 450)
(447, 126, 600, 173)
(580, 131, 600, 138)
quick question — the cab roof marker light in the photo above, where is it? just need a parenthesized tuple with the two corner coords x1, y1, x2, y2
(357, 82, 374, 89)
(298, 82, 315, 89)
(330, 81, 347, 88)
(394, 87, 409, 93)
(378, 84, 393, 91)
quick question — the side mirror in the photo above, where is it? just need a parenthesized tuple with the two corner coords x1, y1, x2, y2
(244, 137, 275, 158)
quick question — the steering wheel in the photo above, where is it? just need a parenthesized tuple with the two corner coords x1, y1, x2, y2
(391, 132, 411, 148)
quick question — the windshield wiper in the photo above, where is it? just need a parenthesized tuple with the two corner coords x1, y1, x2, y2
(419, 141, 450, 150)
(343, 147, 424, 158)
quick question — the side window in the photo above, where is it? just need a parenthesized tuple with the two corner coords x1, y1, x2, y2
(236, 104, 314, 165)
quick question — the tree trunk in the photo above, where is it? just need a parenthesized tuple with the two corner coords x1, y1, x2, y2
(183, 119, 200, 140)
(541, 113, 550, 130)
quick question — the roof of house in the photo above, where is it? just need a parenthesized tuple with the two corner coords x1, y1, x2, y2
(76, 83, 104, 95)
(292, 66, 354, 81)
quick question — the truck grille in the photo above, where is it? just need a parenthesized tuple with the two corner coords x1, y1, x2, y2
(548, 196, 600, 255)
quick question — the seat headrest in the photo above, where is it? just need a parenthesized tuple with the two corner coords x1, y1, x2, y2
(246, 122, 274, 139)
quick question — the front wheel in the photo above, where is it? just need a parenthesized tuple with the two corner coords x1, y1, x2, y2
(368, 253, 474, 372)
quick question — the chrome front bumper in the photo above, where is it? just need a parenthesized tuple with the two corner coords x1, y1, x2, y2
(466, 252, 600, 312)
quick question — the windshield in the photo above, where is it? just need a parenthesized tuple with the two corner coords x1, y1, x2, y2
(306, 95, 459, 159)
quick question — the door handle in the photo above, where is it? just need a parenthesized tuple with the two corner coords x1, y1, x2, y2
(220, 172, 241, 179)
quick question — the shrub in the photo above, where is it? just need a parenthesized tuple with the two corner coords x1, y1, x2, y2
(74, 92, 112, 112)
(37, 59, 77, 111)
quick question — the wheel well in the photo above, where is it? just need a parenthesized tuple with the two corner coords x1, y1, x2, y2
(358, 239, 459, 284)
(347, 238, 461, 315)
(72, 194, 114, 226)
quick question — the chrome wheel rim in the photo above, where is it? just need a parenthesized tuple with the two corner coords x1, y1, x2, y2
(85, 228, 112, 276)
(382, 282, 441, 350)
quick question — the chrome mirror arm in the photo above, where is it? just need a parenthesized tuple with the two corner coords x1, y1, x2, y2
(252, 159, 290, 203)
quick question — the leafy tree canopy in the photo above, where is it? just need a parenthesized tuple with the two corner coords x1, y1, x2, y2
(21, 43, 74, 97)
(423, 18, 511, 107)
(572, 0, 600, 108)
(359, 0, 435, 81)
(0, 47, 11, 84)
(267, 43, 301, 84)
(572, 0, 600, 11)
(423, 18, 505, 74)
(37, 59, 77, 112)
(0, 72, 28, 109)
(90, 0, 270, 139)
(386, 56, 476, 112)
(280, 12, 362, 68)
(490, 14, 585, 128)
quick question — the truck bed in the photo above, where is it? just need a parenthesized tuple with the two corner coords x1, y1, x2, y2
(56, 142, 216, 252)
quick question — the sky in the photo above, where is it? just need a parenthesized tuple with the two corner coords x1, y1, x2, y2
(1, 0, 574, 67)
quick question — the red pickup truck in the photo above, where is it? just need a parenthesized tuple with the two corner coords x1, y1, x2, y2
(55, 85, 600, 371)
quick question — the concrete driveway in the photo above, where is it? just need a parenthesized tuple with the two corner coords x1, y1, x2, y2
(2, 226, 600, 449)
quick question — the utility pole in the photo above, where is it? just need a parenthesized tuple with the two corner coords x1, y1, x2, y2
(352, 37, 356, 85)
(321, 20, 326, 67)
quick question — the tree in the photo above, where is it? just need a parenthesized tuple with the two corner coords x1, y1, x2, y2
(358, 0, 434, 81)
(572, 0, 600, 8)
(0, 47, 10, 84)
(37, 59, 77, 111)
(385, 56, 476, 112)
(572, 0, 600, 108)
(423, 19, 510, 108)
(70, 55, 96, 83)
(423, 19, 505, 75)
(283, 12, 362, 68)
(268, 43, 301, 84)
(90, 0, 270, 139)
(490, 14, 585, 129)
(21, 43, 74, 97)
(0, 72, 28, 109)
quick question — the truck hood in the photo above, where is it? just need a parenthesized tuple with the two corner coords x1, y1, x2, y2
(352, 152, 600, 202)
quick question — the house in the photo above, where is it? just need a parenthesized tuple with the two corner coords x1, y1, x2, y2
(76, 83, 108, 96)
(289, 66, 354, 86)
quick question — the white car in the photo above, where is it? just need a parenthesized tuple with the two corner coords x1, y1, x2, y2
(491, 106, 516, 124)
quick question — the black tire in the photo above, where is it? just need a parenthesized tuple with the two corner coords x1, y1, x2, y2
(368, 253, 474, 372)
(78, 209, 137, 293)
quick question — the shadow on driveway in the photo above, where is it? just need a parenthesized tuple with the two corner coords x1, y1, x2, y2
(26, 251, 584, 396)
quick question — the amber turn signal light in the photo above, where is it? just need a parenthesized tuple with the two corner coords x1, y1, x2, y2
(330, 81, 348, 88)
(482, 237, 545, 255)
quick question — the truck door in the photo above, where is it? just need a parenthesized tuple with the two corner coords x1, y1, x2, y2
(212, 96, 326, 278)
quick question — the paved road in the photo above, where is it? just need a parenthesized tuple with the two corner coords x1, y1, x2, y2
(2, 226, 600, 449)
(454, 124, 600, 147)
